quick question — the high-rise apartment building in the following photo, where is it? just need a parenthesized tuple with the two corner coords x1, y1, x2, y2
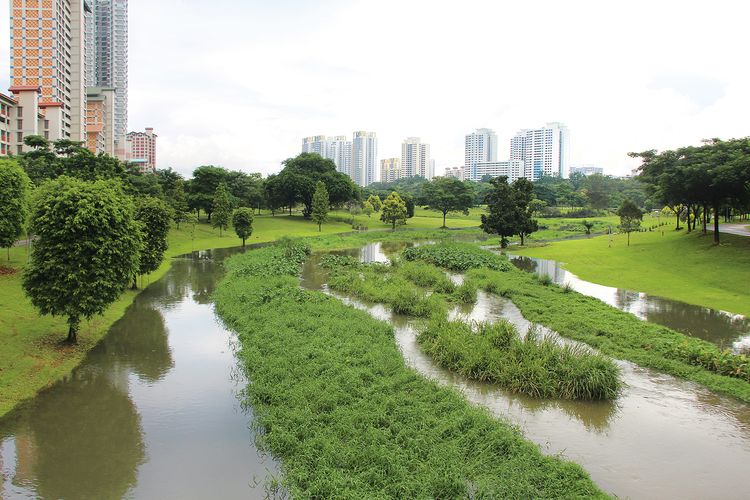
(465, 128, 497, 179)
(301, 135, 353, 176)
(444, 166, 464, 180)
(85, 87, 116, 155)
(352, 131, 377, 187)
(91, 0, 128, 159)
(401, 137, 431, 179)
(9, 0, 93, 149)
(570, 164, 604, 176)
(380, 158, 401, 183)
(510, 122, 570, 180)
(464, 160, 524, 182)
(126, 127, 157, 172)
(0, 93, 15, 156)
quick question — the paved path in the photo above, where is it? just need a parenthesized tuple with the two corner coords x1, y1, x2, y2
(719, 223, 750, 237)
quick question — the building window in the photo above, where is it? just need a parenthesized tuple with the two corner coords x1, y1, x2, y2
(18, 145, 23, 154)
(44, 119, 49, 129)
(17, 120, 23, 129)
(44, 131, 49, 139)
(17, 106, 23, 117)
(17, 132, 23, 142)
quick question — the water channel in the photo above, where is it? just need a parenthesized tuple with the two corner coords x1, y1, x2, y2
(0, 248, 276, 499)
(506, 253, 750, 352)
(301, 242, 750, 499)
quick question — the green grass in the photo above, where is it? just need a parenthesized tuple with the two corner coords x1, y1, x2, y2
(512, 227, 750, 316)
(464, 264, 750, 403)
(418, 317, 621, 400)
(329, 209, 479, 230)
(214, 240, 607, 498)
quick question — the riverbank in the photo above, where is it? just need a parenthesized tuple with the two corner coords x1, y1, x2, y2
(512, 229, 750, 316)
(213, 238, 607, 498)
(0, 214, 472, 418)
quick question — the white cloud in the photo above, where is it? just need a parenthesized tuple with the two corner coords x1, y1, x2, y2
(2, 0, 749, 177)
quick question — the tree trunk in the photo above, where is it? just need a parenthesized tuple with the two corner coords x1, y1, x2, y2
(318, 223, 321, 232)
(702, 204, 708, 234)
(132, 274, 138, 290)
(6, 247, 9, 262)
(442, 211, 447, 228)
(686, 203, 692, 233)
(627, 231, 630, 246)
(675, 208, 681, 230)
(520, 233, 525, 246)
(713, 204, 720, 244)
(67, 316, 80, 344)
(289, 205, 292, 216)
(392, 219, 396, 231)
(242, 237, 246, 247)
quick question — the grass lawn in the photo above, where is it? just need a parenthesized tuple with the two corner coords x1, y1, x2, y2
(0, 213, 477, 418)
(513, 228, 750, 316)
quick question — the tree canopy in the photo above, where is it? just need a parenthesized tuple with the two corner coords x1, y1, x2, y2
(134, 196, 172, 283)
(0, 159, 31, 259)
(380, 192, 408, 230)
(212, 182, 232, 236)
(421, 177, 474, 227)
(311, 181, 329, 232)
(481, 176, 539, 247)
(22, 177, 141, 342)
(232, 207, 254, 246)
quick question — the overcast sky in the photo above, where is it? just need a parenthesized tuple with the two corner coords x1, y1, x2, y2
(2, 0, 749, 178)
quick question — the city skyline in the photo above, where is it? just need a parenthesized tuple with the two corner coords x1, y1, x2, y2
(2, 0, 748, 177)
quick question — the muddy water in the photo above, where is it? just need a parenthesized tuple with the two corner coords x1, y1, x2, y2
(0, 248, 276, 499)
(301, 243, 750, 499)
(507, 253, 750, 352)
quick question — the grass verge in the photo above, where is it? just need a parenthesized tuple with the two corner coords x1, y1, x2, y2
(512, 228, 750, 316)
(214, 240, 607, 498)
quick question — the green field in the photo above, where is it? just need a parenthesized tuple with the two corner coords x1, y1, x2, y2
(0, 213, 479, 418)
(513, 228, 750, 316)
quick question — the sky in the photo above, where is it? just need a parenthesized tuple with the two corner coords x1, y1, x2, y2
(2, 0, 749, 178)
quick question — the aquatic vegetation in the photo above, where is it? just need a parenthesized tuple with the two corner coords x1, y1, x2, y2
(418, 317, 621, 400)
(214, 243, 606, 498)
(397, 260, 455, 293)
(403, 243, 511, 272)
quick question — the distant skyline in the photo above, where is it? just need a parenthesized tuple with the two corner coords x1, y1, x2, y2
(2, 0, 748, 178)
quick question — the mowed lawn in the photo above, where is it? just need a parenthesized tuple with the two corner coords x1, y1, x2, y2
(513, 228, 750, 316)
(0, 213, 476, 417)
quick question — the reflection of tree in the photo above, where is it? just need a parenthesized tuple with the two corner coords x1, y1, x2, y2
(104, 304, 174, 383)
(22, 370, 145, 499)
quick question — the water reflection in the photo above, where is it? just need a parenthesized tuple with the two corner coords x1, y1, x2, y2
(0, 246, 276, 498)
(508, 254, 750, 350)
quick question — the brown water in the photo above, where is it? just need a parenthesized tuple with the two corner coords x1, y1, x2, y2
(301, 243, 750, 499)
(0, 248, 277, 499)
(507, 253, 750, 352)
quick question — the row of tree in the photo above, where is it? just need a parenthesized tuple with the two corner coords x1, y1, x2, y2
(631, 138, 750, 243)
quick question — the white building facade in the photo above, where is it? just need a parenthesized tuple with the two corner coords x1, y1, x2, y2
(352, 131, 377, 187)
(510, 122, 570, 180)
(380, 158, 401, 183)
(464, 160, 524, 182)
(444, 166, 464, 180)
(401, 137, 431, 179)
(465, 128, 497, 179)
(302, 135, 352, 176)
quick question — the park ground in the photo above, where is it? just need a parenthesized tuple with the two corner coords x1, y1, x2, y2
(513, 225, 750, 317)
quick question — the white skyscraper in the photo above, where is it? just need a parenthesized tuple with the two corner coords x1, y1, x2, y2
(352, 131, 378, 186)
(92, 0, 129, 160)
(401, 137, 431, 179)
(301, 135, 353, 176)
(465, 128, 498, 180)
(510, 122, 570, 180)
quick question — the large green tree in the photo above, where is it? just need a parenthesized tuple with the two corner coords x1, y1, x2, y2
(133, 196, 172, 286)
(188, 165, 229, 220)
(367, 194, 382, 212)
(22, 177, 141, 343)
(277, 153, 357, 217)
(212, 182, 232, 236)
(380, 192, 408, 230)
(169, 178, 190, 228)
(311, 181, 329, 232)
(421, 177, 474, 228)
(481, 176, 539, 247)
(232, 207, 255, 246)
(0, 159, 31, 260)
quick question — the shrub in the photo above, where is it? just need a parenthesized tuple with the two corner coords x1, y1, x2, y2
(402, 243, 511, 272)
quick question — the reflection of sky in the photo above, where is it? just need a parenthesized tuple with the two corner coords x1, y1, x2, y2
(508, 254, 750, 349)
(126, 294, 275, 499)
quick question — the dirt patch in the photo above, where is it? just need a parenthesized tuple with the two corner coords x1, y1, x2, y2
(0, 266, 18, 276)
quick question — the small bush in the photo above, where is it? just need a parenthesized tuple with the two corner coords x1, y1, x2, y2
(403, 243, 511, 272)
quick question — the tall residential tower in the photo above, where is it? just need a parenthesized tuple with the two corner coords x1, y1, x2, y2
(401, 137, 431, 179)
(464, 128, 497, 178)
(510, 122, 570, 180)
(92, 0, 128, 159)
(351, 131, 377, 187)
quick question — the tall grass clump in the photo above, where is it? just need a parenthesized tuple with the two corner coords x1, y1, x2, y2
(403, 243, 511, 272)
(213, 240, 607, 498)
(417, 317, 621, 400)
(397, 260, 455, 293)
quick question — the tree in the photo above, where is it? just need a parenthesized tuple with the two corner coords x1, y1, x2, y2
(212, 182, 232, 236)
(362, 200, 374, 218)
(22, 177, 141, 343)
(0, 159, 31, 260)
(421, 177, 474, 228)
(583, 173, 612, 209)
(367, 194, 383, 212)
(617, 199, 643, 246)
(232, 207, 255, 246)
(133, 197, 172, 287)
(481, 177, 517, 248)
(481, 176, 539, 246)
(582, 220, 595, 235)
(169, 178, 190, 228)
(380, 192, 407, 230)
(185, 212, 199, 252)
(513, 178, 539, 246)
(277, 153, 357, 217)
(188, 165, 229, 220)
(311, 181, 329, 232)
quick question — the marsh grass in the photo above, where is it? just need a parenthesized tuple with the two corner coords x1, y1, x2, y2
(214, 242, 607, 498)
(403, 243, 511, 272)
(418, 317, 621, 400)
